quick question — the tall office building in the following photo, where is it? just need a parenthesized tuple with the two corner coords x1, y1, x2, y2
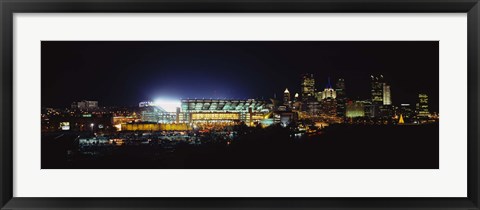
(383, 84, 392, 105)
(371, 75, 384, 105)
(398, 104, 414, 122)
(416, 93, 430, 118)
(301, 73, 315, 102)
(316, 88, 337, 100)
(292, 93, 301, 111)
(306, 101, 321, 115)
(283, 88, 291, 106)
(316, 78, 336, 100)
(371, 75, 393, 118)
(335, 78, 347, 117)
(363, 100, 374, 118)
(335, 78, 346, 98)
(321, 98, 337, 117)
(312, 78, 337, 118)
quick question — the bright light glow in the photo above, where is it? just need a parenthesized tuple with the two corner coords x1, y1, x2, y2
(114, 124, 122, 131)
(60, 122, 70, 131)
(154, 99, 181, 112)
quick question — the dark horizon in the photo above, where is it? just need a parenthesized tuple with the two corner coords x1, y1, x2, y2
(41, 41, 439, 112)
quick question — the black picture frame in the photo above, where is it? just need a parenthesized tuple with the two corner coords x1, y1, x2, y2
(1, 0, 479, 209)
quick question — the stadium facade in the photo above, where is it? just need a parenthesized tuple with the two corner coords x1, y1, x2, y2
(138, 99, 273, 127)
(180, 99, 271, 126)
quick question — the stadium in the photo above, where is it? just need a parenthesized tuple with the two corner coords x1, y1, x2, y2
(180, 99, 271, 125)
(136, 99, 273, 126)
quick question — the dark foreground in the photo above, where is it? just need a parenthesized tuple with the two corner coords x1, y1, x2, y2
(42, 124, 439, 169)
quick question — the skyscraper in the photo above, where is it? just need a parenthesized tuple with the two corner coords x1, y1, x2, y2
(371, 75, 384, 105)
(292, 93, 301, 111)
(370, 75, 384, 118)
(383, 84, 391, 105)
(317, 77, 336, 100)
(316, 78, 337, 118)
(301, 73, 315, 102)
(335, 78, 347, 118)
(417, 93, 430, 118)
(335, 78, 346, 98)
(283, 88, 291, 106)
(316, 87, 337, 100)
(321, 98, 337, 117)
(398, 103, 414, 122)
(294, 93, 299, 102)
(371, 75, 393, 118)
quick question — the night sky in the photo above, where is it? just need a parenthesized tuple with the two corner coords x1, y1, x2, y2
(42, 41, 439, 112)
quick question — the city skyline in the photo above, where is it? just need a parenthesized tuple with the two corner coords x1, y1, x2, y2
(48, 72, 437, 128)
(41, 41, 439, 169)
(59, 70, 435, 129)
(48, 73, 433, 112)
(42, 41, 439, 112)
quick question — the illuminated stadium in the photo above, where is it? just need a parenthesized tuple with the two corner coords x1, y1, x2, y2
(135, 99, 273, 128)
(180, 99, 271, 125)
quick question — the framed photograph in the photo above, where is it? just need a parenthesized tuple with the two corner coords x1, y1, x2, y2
(1, 0, 479, 209)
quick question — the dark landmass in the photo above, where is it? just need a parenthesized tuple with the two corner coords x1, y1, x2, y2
(42, 123, 439, 169)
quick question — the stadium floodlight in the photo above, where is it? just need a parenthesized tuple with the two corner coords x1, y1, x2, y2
(154, 98, 181, 112)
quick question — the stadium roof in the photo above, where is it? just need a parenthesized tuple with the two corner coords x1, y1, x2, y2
(181, 99, 270, 112)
